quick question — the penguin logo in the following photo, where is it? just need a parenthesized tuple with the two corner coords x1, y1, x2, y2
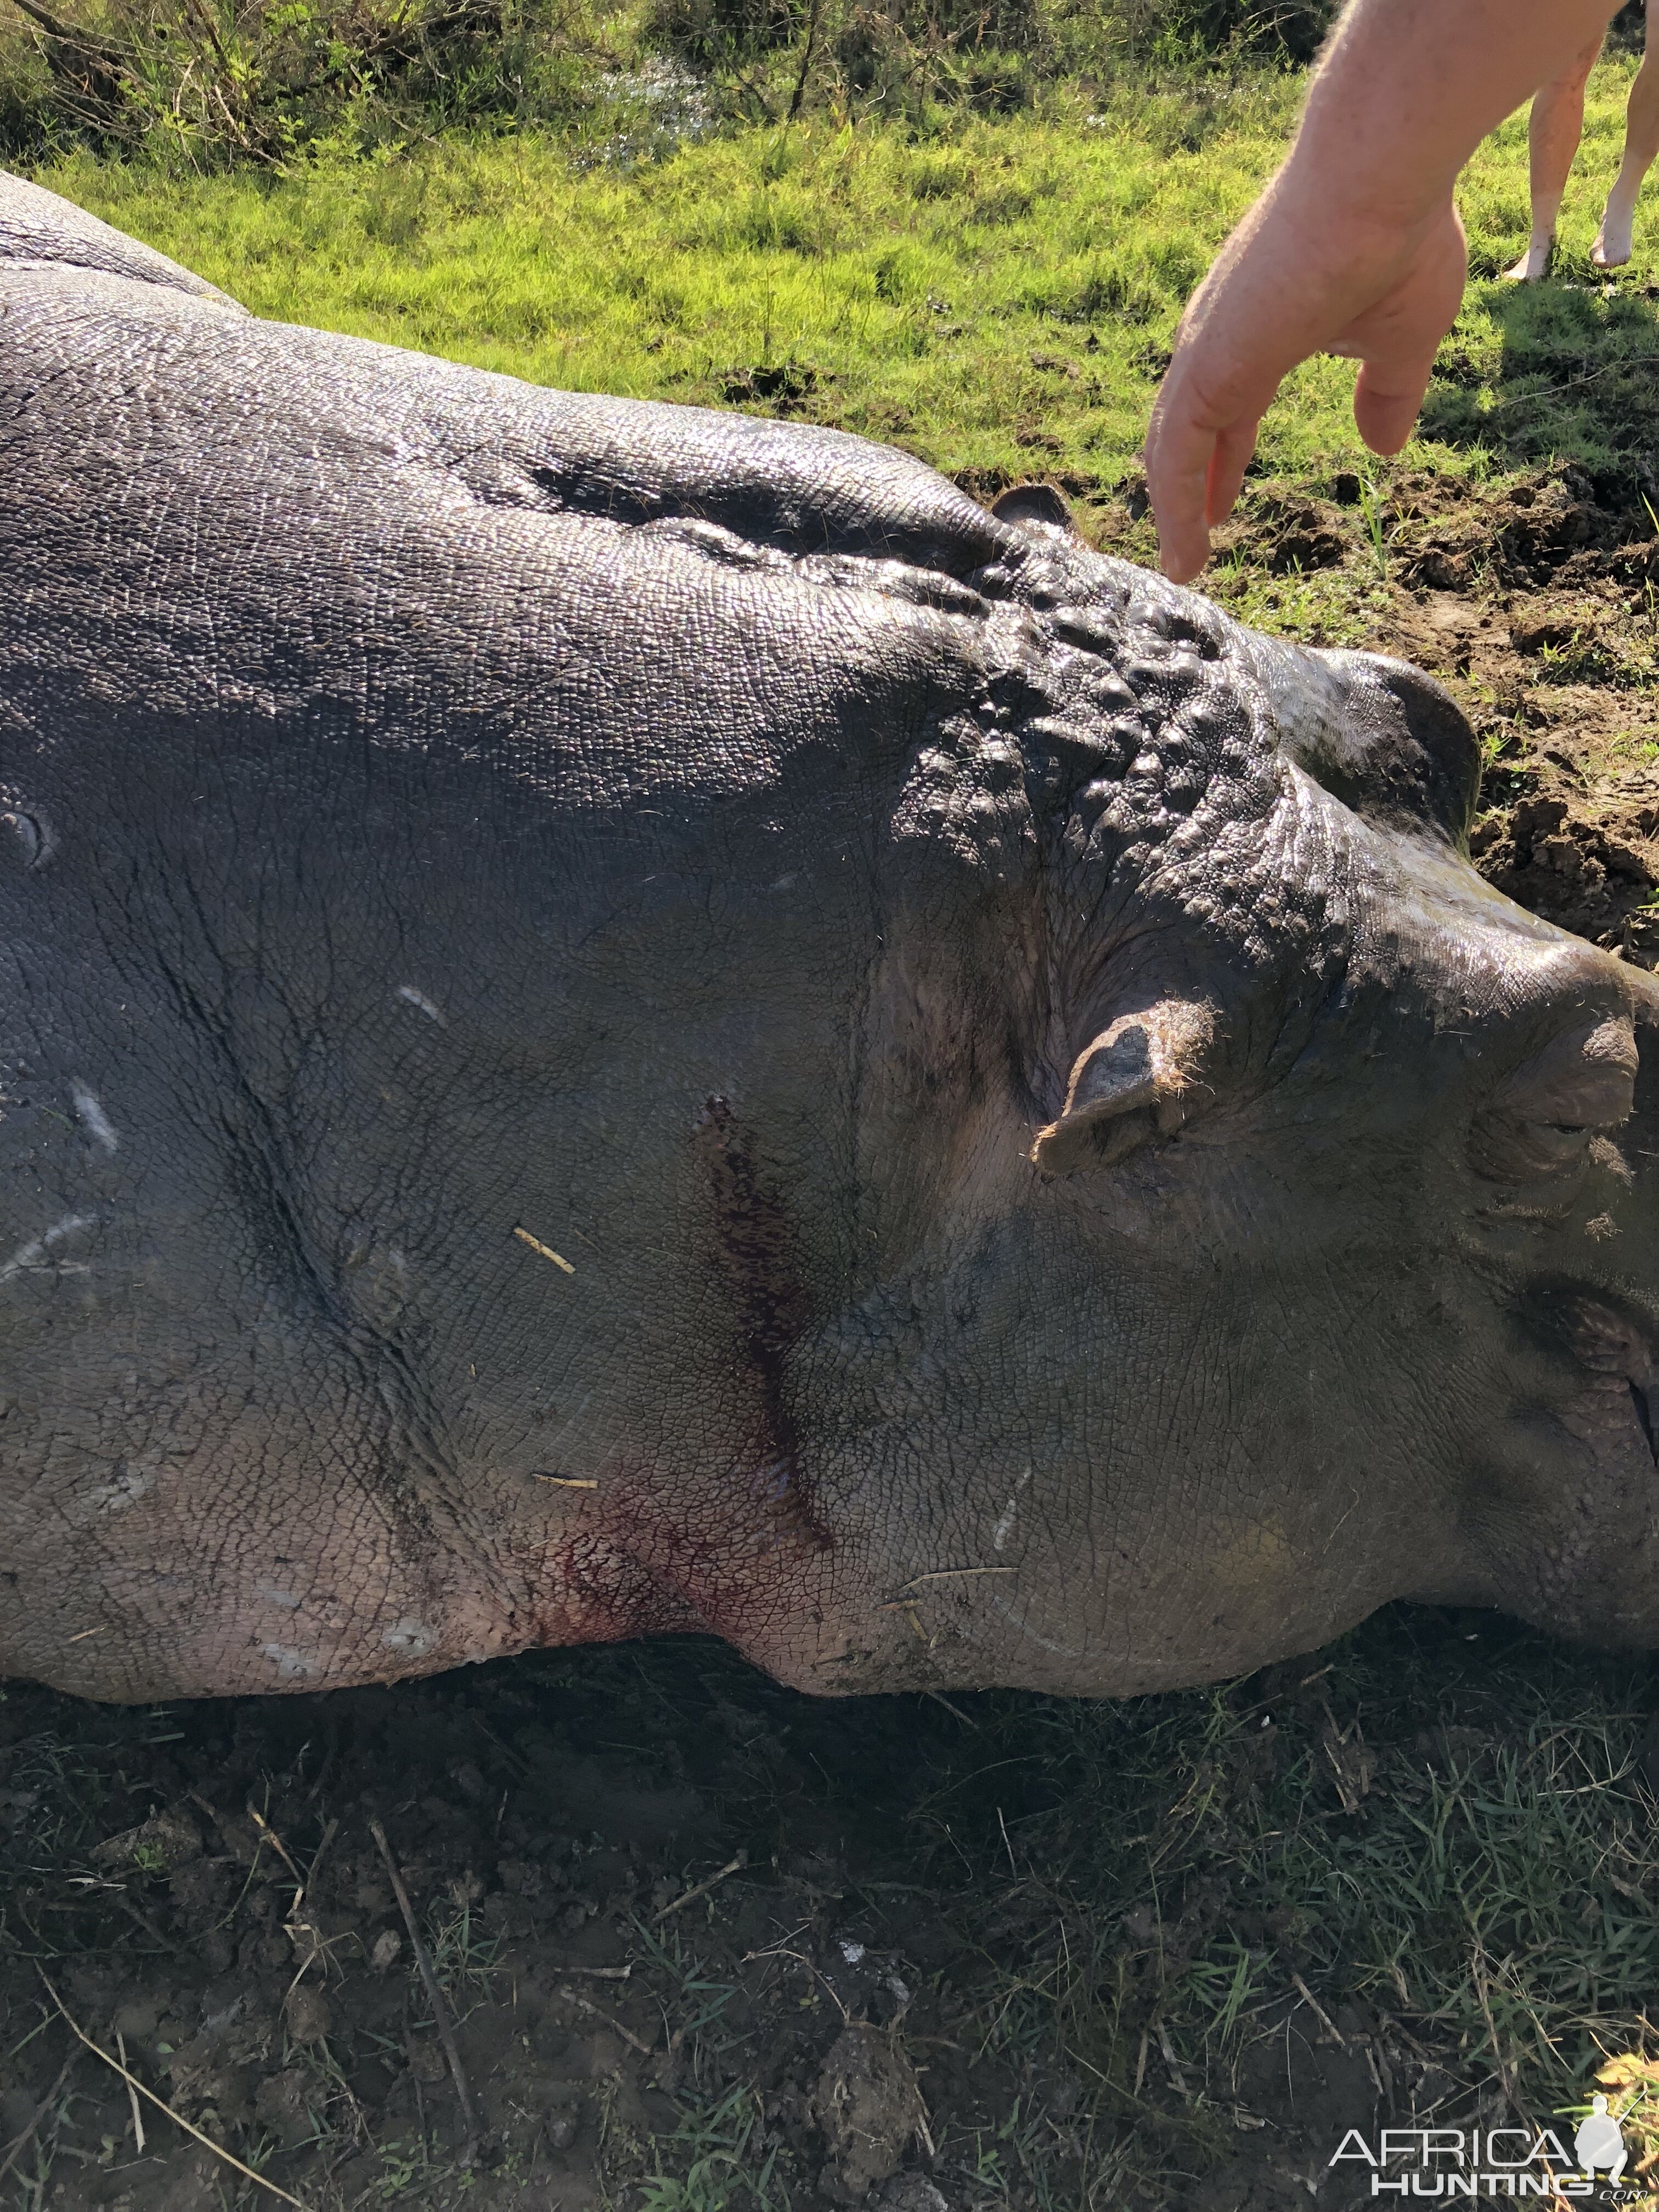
(1573, 2094, 1627, 2183)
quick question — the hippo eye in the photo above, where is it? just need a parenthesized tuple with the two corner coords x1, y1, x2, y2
(1469, 1017, 1639, 1182)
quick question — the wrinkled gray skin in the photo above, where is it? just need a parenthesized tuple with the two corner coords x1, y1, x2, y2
(2, 172, 1657, 1708)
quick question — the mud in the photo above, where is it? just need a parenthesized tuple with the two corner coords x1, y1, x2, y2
(1212, 463, 1659, 961)
(3, 1608, 1654, 2212)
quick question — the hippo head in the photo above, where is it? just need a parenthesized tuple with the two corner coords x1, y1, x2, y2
(851, 496, 1659, 1690)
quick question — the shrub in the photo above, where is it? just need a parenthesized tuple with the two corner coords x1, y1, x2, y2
(0, 0, 1334, 161)
(0, 0, 603, 163)
(642, 0, 1334, 127)
(648, 0, 801, 69)
(1096, 0, 1337, 69)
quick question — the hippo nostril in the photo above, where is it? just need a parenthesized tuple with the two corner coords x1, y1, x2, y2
(1633, 1383, 1657, 1467)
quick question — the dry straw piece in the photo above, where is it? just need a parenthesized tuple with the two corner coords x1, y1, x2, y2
(513, 1226, 575, 1273)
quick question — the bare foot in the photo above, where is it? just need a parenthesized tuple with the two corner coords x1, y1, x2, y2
(1592, 199, 1635, 268)
(1505, 234, 1555, 281)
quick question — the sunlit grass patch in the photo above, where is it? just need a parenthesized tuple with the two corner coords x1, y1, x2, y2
(29, 51, 1659, 516)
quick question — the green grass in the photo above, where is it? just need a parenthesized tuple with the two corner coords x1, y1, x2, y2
(28, 50, 1659, 512)
(636, 2085, 791, 2211)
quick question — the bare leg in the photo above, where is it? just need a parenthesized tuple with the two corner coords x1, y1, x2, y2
(1506, 36, 1602, 281)
(1594, 21, 1659, 267)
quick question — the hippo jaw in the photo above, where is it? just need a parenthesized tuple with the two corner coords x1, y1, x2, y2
(1221, 898, 1659, 1655)
(933, 557, 1659, 1688)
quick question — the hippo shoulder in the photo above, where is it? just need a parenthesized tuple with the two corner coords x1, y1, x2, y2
(0, 168, 244, 307)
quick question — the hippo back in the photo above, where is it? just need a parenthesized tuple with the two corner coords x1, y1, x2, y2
(0, 170, 239, 302)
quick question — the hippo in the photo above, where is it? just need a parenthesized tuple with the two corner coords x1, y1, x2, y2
(1, 171, 1655, 1708)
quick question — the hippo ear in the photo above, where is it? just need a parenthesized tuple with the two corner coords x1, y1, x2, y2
(990, 483, 1078, 535)
(1250, 640, 1481, 848)
(1031, 1000, 1216, 1176)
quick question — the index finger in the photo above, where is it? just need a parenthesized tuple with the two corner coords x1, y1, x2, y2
(1145, 385, 1223, 584)
(1204, 417, 1262, 531)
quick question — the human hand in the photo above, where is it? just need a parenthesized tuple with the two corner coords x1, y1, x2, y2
(1146, 185, 1468, 583)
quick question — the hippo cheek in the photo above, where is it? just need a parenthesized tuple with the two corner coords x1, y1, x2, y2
(1543, 1370, 1659, 1641)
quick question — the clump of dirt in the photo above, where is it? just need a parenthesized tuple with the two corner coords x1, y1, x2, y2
(1231, 489, 1350, 575)
(815, 2023, 926, 2197)
(1363, 466, 1659, 952)
(1471, 788, 1658, 947)
(1390, 465, 1632, 593)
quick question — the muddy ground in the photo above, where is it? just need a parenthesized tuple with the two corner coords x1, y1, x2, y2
(1192, 459, 1659, 963)
(4, 1608, 1656, 2212)
(2, 462, 1658, 2212)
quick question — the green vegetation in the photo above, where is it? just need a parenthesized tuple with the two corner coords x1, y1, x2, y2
(635, 2085, 791, 2211)
(0, 0, 1339, 168)
(19, 46, 1659, 528)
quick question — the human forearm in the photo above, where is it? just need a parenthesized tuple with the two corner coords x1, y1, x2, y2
(1292, 0, 1617, 229)
(1146, 0, 1622, 583)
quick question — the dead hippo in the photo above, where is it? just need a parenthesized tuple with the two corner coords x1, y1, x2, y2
(2, 171, 1656, 1707)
